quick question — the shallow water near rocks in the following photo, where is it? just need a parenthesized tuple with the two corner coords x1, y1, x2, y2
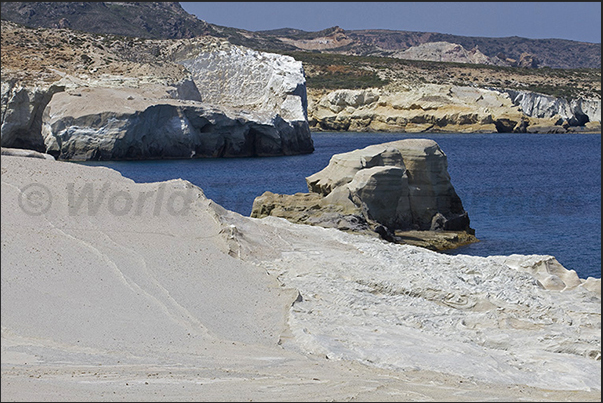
(78, 132, 601, 279)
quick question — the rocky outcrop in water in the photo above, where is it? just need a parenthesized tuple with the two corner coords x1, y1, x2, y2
(252, 139, 476, 250)
(42, 86, 312, 160)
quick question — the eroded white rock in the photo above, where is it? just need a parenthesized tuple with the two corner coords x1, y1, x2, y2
(304, 138, 470, 231)
(2, 36, 313, 160)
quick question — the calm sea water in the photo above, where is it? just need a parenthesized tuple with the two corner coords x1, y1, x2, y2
(79, 132, 601, 279)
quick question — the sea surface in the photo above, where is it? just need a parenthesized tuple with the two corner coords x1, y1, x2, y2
(79, 132, 601, 279)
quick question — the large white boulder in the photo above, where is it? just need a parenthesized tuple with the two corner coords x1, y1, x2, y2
(178, 43, 308, 123)
(306, 138, 469, 231)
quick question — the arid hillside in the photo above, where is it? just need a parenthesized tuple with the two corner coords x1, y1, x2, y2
(2, 17, 599, 103)
(1, 1, 600, 69)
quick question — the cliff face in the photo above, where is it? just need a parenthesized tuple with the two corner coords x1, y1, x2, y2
(0, 21, 313, 160)
(505, 90, 601, 125)
(306, 85, 601, 134)
(0, 80, 65, 152)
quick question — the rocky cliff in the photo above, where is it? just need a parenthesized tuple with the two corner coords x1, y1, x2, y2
(505, 90, 602, 126)
(306, 85, 601, 134)
(0, 20, 313, 160)
(251, 139, 477, 250)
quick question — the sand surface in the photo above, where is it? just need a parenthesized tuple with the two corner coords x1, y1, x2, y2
(1, 155, 600, 401)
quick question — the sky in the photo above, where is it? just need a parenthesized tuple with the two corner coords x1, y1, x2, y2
(179, 2, 602, 44)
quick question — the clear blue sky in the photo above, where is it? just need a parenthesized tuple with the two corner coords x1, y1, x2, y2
(179, 2, 601, 44)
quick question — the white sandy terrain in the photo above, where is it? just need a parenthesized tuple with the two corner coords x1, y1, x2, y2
(1, 155, 600, 401)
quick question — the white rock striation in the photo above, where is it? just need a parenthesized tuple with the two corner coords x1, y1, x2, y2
(223, 193, 602, 392)
(506, 89, 602, 125)
(178, 43, 308, 122)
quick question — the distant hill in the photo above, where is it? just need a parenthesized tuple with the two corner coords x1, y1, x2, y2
(257, 27, 601, 69)
(1, 1, 600, 69)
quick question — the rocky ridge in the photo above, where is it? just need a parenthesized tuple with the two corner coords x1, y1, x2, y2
(266, 26, 601, 69)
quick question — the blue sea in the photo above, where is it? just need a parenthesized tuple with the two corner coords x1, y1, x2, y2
(79, 132, 601, 279)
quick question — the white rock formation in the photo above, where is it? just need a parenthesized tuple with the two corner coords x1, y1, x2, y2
(1, 80, 65, 151)
(506, 90, 602, 124)
(223, 178, 602, 392)
(41, 84, 312, 160)
(306, 142, 405, 195)
(254, 139, 472, 238)
(347, 165, 412, 229)
(177, 42, 308, 122)
(306, 138, 470, 231)
(2, 35, 313, 160)
(392, 41, 506, 66)
(1, 155, 600, 398)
